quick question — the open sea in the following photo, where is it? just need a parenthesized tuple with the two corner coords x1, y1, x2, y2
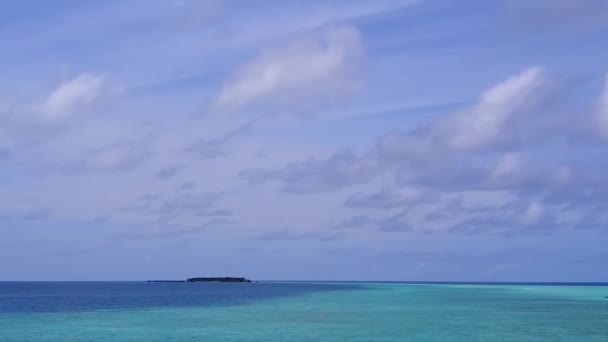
(1, 281, 607, 341)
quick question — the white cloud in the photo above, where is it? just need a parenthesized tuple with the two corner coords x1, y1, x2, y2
(373, 67, 548, 168)
(0, 73, 122, 155)
(2, 0, 606, 250)
(214, 25, 364, 112)
(439, 67, 545, 150)
(40, 73, 117, 122)
(244, 67, 551, 194)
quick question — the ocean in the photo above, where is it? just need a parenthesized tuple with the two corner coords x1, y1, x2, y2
(1, 281, 607, 341)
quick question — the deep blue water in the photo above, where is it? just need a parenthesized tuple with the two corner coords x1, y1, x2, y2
(1, 282, 607, 341)
(0, 281, 363, 313)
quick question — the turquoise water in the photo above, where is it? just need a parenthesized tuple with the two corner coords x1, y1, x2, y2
(1, 282, 607, 341)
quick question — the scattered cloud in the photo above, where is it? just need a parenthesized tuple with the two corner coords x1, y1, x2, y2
(436, 67, 546, 151)
(111, 190, 236, 240)
(377, 210, 412, 233)
(120, 190, 232, 225)
(237, 67, 608, 234)
(3, 0, 608, 281)
(373, 67, 547, 167)
(0, 73, 122, 155)
(448, 200, 558, 235)
(39, 73, 118, 122)
(241, 67, 550, 194)
(214, 25, 364, 113)
(240, 150, 376, 193)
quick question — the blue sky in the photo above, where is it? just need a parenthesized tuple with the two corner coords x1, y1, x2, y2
(1, 0, 608, 281)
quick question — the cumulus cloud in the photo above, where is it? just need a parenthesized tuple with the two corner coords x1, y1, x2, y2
(236, 67, 608, 235)
(243, 68, 549, 194)
(371, 68, 548, 176)
(438, 67, 545, 150)
(214, 25, 364, 113)
(2, 2, 605, 246)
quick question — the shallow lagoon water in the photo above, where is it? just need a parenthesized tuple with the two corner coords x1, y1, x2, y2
(1, 282, 607, 341)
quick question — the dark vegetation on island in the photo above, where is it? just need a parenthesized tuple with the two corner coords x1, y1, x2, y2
(187, 277, 252, 283)
(146, 277, 252, 283)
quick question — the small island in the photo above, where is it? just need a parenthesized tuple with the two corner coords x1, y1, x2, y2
(187, 277, 252, 283)
(147, 277, 252, 283)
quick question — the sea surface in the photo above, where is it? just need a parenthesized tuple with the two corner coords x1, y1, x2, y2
(1, 281, 607, 341)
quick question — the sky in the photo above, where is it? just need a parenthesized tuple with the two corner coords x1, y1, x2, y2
(1, 0, 608, 281)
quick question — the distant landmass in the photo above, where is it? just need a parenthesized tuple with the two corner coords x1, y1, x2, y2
(187, 277, 252, 283)
(147, 277, 252, 283)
